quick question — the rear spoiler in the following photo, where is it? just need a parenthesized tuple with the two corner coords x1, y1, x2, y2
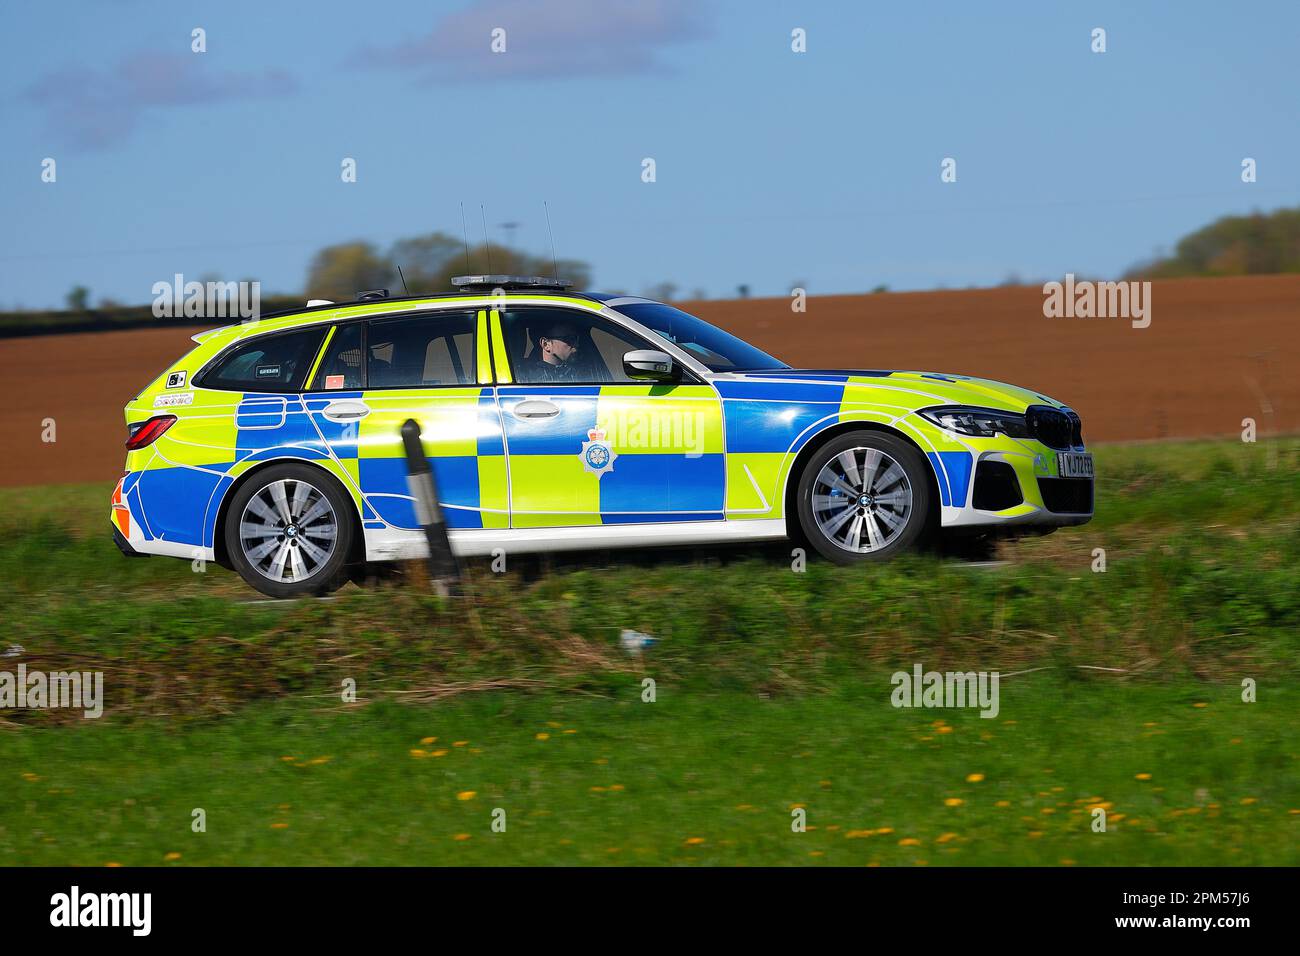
(190, 324, 236, 344)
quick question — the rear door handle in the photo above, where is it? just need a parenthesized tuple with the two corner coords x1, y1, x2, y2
(321, 400, 371, 423)
(512, 399, 561, 420)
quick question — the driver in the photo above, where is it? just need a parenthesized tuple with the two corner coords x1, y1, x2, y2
(518, 320, 581, 383)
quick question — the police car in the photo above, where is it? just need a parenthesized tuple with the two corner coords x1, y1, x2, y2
(112, 276, 1093, 597)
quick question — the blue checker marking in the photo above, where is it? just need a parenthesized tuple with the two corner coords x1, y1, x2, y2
(724, 400, 837, 454)
(927, 451, 973, 507)
(499, 395, 598, 455)
(714, 380, 846, 404)
(596, 452, 725, 515)
(358, 456, 482, 530)
(136, 464, 232, 545)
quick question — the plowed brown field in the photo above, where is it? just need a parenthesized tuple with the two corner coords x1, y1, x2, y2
(2, 275, 1295, 487)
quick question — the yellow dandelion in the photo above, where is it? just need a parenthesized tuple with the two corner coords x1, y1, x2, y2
(547, 721, 563, 728)
(610, 784, 624, 791)
(937, 726, 954, 735)
(966, 773, 984, 783)
(1240, 797, 1257, 805)
(420, 736, 437, 745)
(898, 837, 922, 846)
(944, 798, 964, 807)
(535, 732, 550, 740)
(307, 756, 330, 765)
(21, 773, 40, 782)
(590, 786, 607, 793)
(684, 837, 705, 845)
(164, 852, 182, 862)
(1193, 702, 1208, 708)
(453, 833, 471, 841)
(271, 822, 289, 829)
(1027, 831, 1044, 838)
(809, 850, 824, 857)
(457, 791, 477, 801)
(875, 827, 894, 835)
(279, 756, 296, 763)
(431, 749, 448, 757)
(845, 829, 873, 838)
(995, 800, 1011, 807)
(1060, 858, 1076, 866)
(1135, 773, 1152, 781)
(562, 729, 578, 735)
(409, 748, 428, 758)
(105, 862, 123, 868)
(936, 833, 959, 844)
(453, 741, 468, 747)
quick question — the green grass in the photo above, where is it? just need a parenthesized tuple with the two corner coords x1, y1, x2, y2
(1, 437, 1297, 864)
(4, 681, 1295, 866)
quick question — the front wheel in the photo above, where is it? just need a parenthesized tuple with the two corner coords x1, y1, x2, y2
(224, 464, 355, 598)
(795, 431, 933, 564)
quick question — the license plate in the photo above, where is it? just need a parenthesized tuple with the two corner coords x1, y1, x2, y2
(1058, 452, 1094, 478)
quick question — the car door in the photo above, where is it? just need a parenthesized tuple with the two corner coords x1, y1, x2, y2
(304, 308, 507, 531)
(492, 305, 725, 528)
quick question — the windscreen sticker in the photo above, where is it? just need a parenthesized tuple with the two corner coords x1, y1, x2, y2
(165, 370, 187, 388)
(255, 364, 282, 379)
(154, 392, 194, 408)
(325, 374, 345, 389)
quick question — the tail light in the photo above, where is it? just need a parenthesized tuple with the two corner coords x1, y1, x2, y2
(125, 415, 177, 450)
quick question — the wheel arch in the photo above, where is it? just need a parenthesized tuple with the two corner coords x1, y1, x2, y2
(211, 456, 365, 569)
(781, 419, 942, 536)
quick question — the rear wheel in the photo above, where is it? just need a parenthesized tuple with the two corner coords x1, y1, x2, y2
(224, 464, 355, 599)
(795, 431, 933, 564)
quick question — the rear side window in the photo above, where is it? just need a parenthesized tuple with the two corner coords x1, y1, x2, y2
(367, 311, 475, 388)
(310, 323, 365, 390)
(200, 327, 327, 393)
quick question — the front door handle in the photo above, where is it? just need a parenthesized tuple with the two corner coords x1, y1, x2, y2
(321, 400, 371, 423)
(512, 399, 561, 420)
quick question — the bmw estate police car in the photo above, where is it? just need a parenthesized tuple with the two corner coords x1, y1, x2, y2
(113, 276, 1094, 597)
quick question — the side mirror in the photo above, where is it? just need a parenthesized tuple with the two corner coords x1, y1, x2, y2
(622, 349, 676, 382)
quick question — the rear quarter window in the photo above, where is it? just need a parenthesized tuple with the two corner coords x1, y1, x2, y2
(199, 327, 327, 393)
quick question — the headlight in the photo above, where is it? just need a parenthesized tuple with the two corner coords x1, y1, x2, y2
(918, 406, 1030, 438)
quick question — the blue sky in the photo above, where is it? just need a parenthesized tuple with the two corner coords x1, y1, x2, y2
(1, 0, 1297, 309)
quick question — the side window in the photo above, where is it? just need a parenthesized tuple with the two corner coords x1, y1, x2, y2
(310, 323, 364, 390)
(200, 327, 327, 393)
(366, 311, 476, 388)
(499, 308, 655, 385)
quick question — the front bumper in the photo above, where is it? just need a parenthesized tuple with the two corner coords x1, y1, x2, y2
(925, 440, 1094, 529)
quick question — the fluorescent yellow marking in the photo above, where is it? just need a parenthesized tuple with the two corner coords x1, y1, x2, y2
(489, 311, 512, 384)
(475, 311, 492, 384)
(305, 325, 335, 389)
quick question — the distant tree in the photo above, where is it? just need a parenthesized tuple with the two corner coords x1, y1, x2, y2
(1126, 207, 1300, 279)
(305, 242, 396, 300)
(736, 284, 750, 298)
(871, 284, 890, 294)
(389, 232, 465, 292)
(65, 285, 90, 312)
(306, 234, 592, 301)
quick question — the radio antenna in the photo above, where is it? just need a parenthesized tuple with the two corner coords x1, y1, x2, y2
(480, 204, 493, 273)
(543, 201, 559, 282)
(459, 203, 472, 272)
(396, 264, 410, 295)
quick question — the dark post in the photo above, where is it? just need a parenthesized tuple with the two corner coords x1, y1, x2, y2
(400, 418, 460, 594)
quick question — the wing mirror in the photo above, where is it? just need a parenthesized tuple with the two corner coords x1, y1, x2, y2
(622, 349, 677, 382)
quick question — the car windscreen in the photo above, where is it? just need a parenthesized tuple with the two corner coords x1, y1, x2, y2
(612, 302, 788, 372)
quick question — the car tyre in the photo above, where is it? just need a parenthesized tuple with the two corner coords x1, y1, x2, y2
(224, 463, 355, 599)
(796, 431, 933, 564)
